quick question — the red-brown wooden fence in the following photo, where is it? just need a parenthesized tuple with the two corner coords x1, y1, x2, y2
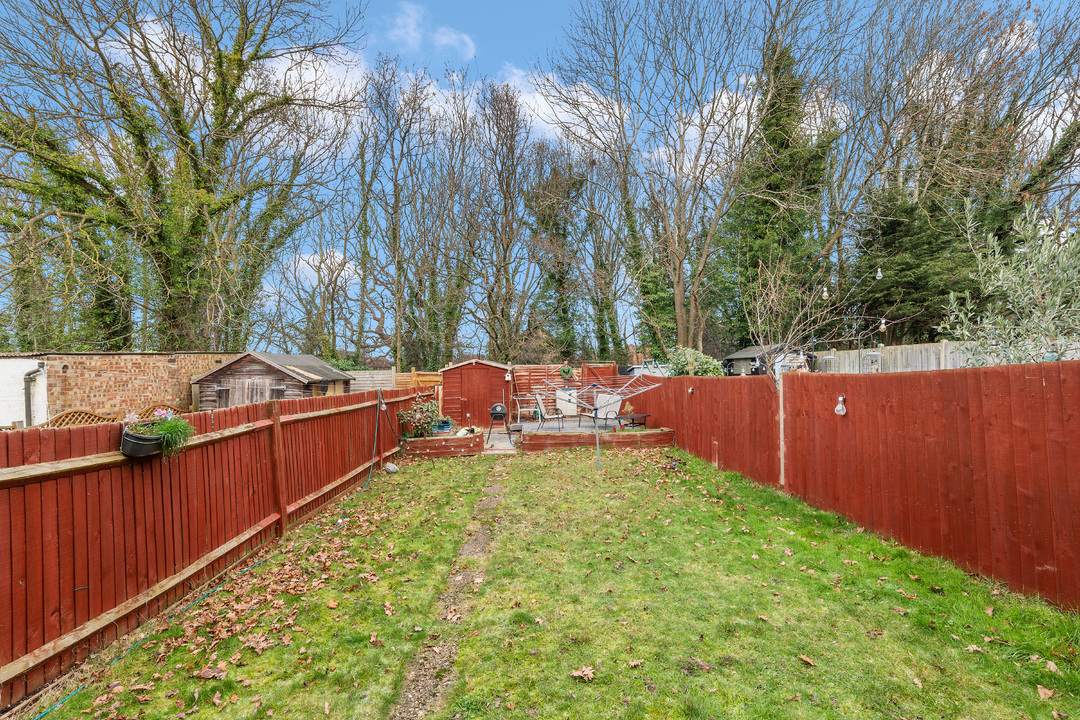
(632, 363, 1080, 610)
(632, 376, 781, 487)
(0, 388, 420, 707)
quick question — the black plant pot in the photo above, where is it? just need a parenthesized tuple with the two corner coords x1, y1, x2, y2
(121, 429, 163, 458)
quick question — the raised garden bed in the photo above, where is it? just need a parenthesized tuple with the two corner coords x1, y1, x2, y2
(520, 427, 674, 452)
(404, 433, 484, 458)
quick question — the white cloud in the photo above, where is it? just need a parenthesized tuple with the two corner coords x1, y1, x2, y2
(432, 27, 476, 62)
(385, 3, 477, 62)
(499, 64, 573, 139)
(388, 2, 424, 52)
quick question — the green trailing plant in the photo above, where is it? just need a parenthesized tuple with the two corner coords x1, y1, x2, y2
(397, 399, 443, 438)
(122, 409, 195, 456)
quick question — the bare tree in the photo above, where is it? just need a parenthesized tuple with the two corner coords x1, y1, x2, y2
(472, 81, 548, 363)
(0, 0, 364, 351)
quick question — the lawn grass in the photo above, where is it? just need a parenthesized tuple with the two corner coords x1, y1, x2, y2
(17, 447, 1080, 719)
(442, 448, 1079, 719)
(28, 456, 492, 720)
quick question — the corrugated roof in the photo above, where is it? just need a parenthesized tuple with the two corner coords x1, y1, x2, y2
(192, 351, 352, 383)
(724, 344, 787, 361)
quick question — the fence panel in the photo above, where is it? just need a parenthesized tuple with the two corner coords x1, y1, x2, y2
(783, 364, 1080, 609)
(637, 365, 1079, 609)
(633, 376, 781, 487)
(0, 387, 420, 707)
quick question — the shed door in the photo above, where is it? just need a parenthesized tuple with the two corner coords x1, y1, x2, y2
(459, 365, 490, 427)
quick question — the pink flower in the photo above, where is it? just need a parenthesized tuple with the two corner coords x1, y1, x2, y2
(123, 413, 139, 425)
(153, 408, 172, 420)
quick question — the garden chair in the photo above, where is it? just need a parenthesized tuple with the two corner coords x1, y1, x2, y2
(534, 392, 564, 431)
(578, 392, 621, 429)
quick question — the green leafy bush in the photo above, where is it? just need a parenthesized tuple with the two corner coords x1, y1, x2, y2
(666, 346, 726, 376)
(396, 399, 443, 438)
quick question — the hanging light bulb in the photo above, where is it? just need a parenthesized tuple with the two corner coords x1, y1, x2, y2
(879, 317, 887, 333)
(822, 286, 829, 301)
(834, 394, 847, 416)
(876, 267, 883, 280)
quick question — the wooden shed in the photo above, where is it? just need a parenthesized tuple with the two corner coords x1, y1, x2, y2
(192, 352, 352, 410)
(439, 359, 512, 427)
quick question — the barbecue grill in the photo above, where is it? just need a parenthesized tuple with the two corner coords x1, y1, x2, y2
(487, 403, 510, 442)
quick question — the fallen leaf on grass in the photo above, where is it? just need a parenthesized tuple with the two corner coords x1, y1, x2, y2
(1052, 711, 1069, 719)
(985, 605, 994, 617)
(241, 633, 275, 655)
(628, 660, 643, 668)
(570, 666, 594, 681)
(383, 601, 395, 616)
(681, 657, 716, 674)
(369, 633, 384, 648)
(212, 692, 224, 708)
(1047, 660, 1059, 673)
(913, 678, 923, 689)
(193, 665, 226, 680)
(756, 615, 769, 622)
(327, 600, 339, 609)
(965, 645, 982, 653)
(798, 655, 816, 667)
(324, 701, 331, 714)
(1038, 685, 1055, 700)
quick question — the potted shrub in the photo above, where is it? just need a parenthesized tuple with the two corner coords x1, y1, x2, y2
(121, 409, 196, 458)
(396, 399, 442, 438)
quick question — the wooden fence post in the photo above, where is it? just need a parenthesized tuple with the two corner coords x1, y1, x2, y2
(264, 400, 289, 536)
(778, 375, 785, 488)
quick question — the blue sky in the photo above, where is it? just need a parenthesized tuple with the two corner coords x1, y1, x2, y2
(357, 0, 575, 81)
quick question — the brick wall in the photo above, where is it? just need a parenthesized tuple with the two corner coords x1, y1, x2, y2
(42, 353, 238, 418)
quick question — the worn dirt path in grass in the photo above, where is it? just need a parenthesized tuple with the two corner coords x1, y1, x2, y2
(387, 461, 507, 719)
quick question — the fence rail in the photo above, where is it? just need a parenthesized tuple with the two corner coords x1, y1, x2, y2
(0, 388, 421, 707)
(633, 363, 1080, 610)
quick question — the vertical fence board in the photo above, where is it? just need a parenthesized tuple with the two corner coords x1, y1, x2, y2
(0, 484, 10, 670)
(23, 457, 44, 692)
(1056, 363, 1080, 602)
(1024, 364, 1057, 600)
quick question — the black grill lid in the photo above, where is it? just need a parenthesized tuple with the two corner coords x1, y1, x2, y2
(490, 403, 508, 419)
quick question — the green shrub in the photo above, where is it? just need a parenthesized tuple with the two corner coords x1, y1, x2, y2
(397, 399, 442, 437)
(666, 346, 726, 376)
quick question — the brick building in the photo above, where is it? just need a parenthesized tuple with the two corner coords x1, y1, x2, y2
(0, 352, 237, 426)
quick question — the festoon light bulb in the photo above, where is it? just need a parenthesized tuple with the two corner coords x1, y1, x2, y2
(876, 267, 883, 280)
(834, 394, 847, 416)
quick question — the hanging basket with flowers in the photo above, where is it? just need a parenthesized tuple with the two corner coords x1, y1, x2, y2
(120, 408, 196, 458)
